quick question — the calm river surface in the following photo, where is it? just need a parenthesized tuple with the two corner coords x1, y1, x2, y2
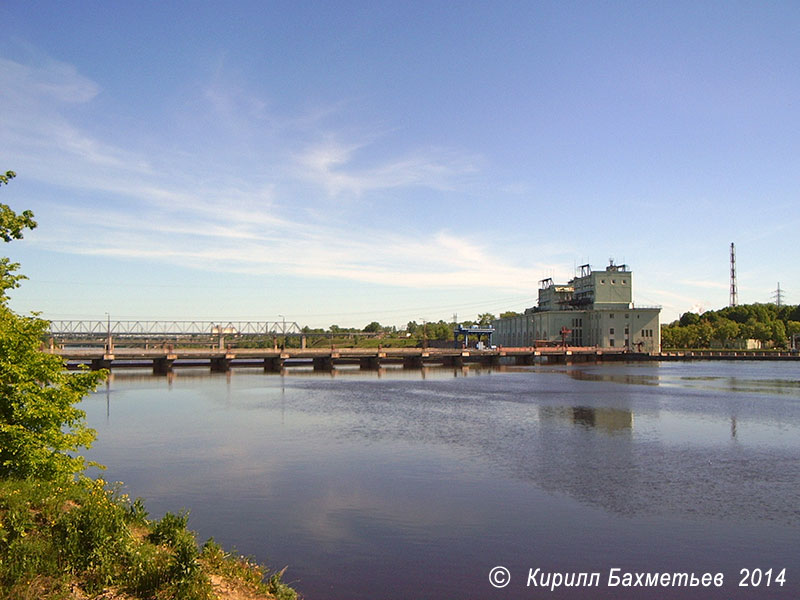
(80, 361, 800, 600)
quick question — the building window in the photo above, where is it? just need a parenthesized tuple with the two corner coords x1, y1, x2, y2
(610, 328, 615, 335)
(625, 314, 629, 319)
(609, 339, 615, 347)
(610, 313, 614, 319)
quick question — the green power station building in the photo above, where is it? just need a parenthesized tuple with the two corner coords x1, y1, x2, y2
(492, 260, 661, 352)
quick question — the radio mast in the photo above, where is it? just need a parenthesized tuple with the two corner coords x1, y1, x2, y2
(729, 243, 738, 307)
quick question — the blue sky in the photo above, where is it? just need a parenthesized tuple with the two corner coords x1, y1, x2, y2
(2, 1, 798, 328)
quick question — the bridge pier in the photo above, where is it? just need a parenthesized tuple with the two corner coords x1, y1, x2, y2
(210, 357, 231, 372)
(442, 352, 469, 368)
(403, 355, 424, 369)
(545, 352, 571, 365)
(153, 357, 175, 375)
(441, 356, 462, 367)
(313, 356, 334, 371)
(91, 358, 112, 371)
(264, 357, 285, 372)
(359, 356, 382, 370)
(515, 354, 535, 366)
(480, 354, 502, 366)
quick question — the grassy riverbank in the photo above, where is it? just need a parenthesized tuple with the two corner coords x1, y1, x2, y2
(0, 477, 297, 600)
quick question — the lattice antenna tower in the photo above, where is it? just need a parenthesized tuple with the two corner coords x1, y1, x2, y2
(773, 283, 784, 307)
(729, 242, 738, 307)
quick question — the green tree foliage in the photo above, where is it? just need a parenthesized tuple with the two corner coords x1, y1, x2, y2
(363, 321, 381, 333)
(499, 311, 521, 319)
(477, 312, 496, 326)
(427, 320, 454, 340)
(661, 303, 799, 350)
(0, 311, 104, 480)
(0, 173, 104, 481)
(0, 172, 37, 244)
(713, 318, 740, 345)
(678, 311, 700, 327)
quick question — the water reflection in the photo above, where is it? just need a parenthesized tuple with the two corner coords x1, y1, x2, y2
(81, 362, 800, 600)
(568, 363, 800, 395)
(539, 406, 633, 433)
(567, 368, 661, 386)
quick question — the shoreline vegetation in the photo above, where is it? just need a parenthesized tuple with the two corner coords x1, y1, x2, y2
(0, 172, 298, 599)
(0, 477, 297, 600)
(661, 303, 800, 351)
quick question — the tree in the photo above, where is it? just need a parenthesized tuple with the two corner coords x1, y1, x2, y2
(477, 313, 496, 327)
(713, 318, 740, 348)
(1, 171, 37, 243)
(431, 320, 454, 340)
(770, 320, 787, 348)
(750, 320, 772, 344)
(363, 321, 381, 333)
(0, 172, 104, 481)
(679, 312, 701, 327)
(499, 311, 521, 319)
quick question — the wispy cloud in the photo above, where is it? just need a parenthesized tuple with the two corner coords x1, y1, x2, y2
(295, 138, 479, 196)
(3, 53, 541, 295)
(0, 56, 99, 105)
(0, 57, 153, 185)
(40, 202, 537, 292)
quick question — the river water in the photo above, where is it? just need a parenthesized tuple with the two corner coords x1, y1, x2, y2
(80, 361, 800, 599)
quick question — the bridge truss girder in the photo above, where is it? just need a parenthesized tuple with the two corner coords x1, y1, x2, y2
(47, 320, 304, 338)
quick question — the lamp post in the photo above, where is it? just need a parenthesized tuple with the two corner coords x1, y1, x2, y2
(104, 312, 112, 355)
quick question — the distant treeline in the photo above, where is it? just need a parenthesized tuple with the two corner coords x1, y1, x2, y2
(661, 303, 800, 349)
(299, 312, 501, 341)
(236, 313, 511, 349)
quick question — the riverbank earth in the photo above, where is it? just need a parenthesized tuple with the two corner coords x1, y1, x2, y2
(0, 477, 297, 600)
